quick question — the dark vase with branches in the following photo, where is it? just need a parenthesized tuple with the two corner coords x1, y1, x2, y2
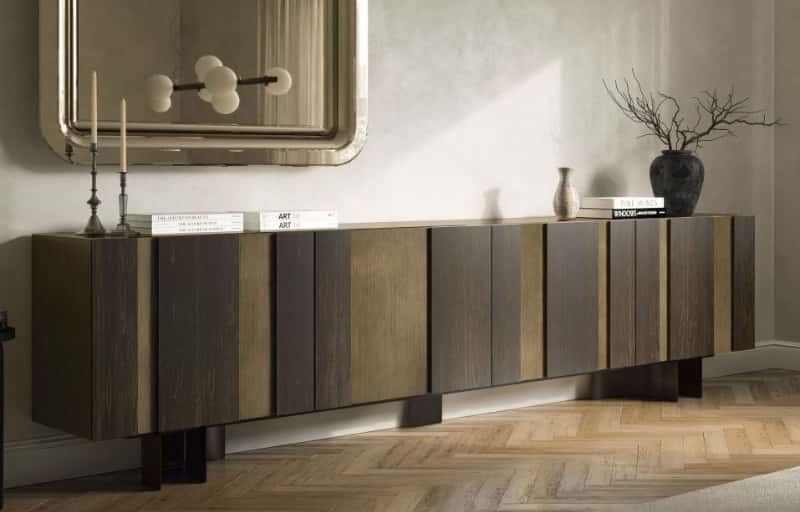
(604, 72, 780, 216)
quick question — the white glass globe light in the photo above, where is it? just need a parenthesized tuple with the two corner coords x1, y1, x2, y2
(205, 66, 238, 96)
(265, 67, 293, 96)
(211, 91, 240, 114)
(145, 74, 173, 100)
(198, 88, 213, 102)
(195, 55, 223, 81)
(149, 97, 172, 113)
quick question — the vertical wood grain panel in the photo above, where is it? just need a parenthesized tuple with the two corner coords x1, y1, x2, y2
(431, 226, 492, 393)
(597, 223, 608, 370)
(137, 238, 156, 435)
(669, 217, 714, 361)
(32, 237, 93, 439)
(275, 232, 315, 416)
(92, 238, 138, 440)
(636, 219, 667, 365)
(733, 216, 756, 351)
(546, 222, 602, 378)
(492, 226, 521, 385)
(238, 234, 273, 420)
(316, 231, 352, 410)
(713, 217, 733, 354)
(158, 235, 239, 431)
(609, 221, 635, 369)
(350, 229, 428, 404)
(519, 224, 545, 381)
(659, 221, 669, 361)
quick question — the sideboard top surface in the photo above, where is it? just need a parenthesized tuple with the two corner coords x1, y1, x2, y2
(36, 214, 749, 240)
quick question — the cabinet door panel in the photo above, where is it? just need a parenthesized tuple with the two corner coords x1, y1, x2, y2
(431, 226, 492, 393)
(669, 217, 714, 360)
(315, 231, 352, 410)
(158, 235, 239, 431)
(350, 229, 428, 404)
(275, 232, 316, 416)
(733, 216, 755, 351)
(546, 222, 607, 378)
(636, 219, 668, 365)
(492, 225, 544, 385)
(608, 221, 635, 369)
(238, 234, 273, 420)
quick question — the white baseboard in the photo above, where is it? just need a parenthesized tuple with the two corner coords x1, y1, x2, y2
(5, 342, 798, 489)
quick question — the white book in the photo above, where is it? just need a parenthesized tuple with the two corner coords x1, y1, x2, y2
(244, 210, 338, 232)
(578, 208, 666, 219)
(581, 197, 664, 209)
(128, 212, 244, 236)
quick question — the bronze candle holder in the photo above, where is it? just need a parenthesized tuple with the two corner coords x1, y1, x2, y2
(79, 142, 106, 236)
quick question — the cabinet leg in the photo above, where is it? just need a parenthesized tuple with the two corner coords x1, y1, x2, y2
(590, 361, 679, 402)
(141, 428, 208, 488)
(678, 358, 703, 398)
(401, 394, 442, 427)
(206, 426, 226, 461)
(141, 433, 163, 490)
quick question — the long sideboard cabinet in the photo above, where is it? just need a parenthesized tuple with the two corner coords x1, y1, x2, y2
(32, 215, 755, 488)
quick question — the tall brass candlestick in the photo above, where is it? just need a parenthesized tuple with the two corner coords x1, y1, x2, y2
(113, 98, 137, 237)
(79, 70, 106, 236)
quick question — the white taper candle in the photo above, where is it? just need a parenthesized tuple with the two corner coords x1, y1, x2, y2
(120, 98, 127, 173)
(91, 71, 98, 145)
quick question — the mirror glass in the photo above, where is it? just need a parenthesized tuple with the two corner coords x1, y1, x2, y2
(76, 0, 334, 134)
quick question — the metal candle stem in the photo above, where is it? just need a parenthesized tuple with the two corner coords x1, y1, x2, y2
(112, 171, 138, 237)
(79, 142, 106, 236)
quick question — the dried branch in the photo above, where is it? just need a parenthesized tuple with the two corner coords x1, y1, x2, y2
(604, 70, 782, 151)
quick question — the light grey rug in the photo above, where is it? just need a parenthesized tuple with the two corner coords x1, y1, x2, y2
(614, 466, 800, 511)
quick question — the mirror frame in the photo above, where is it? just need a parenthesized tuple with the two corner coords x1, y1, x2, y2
(39, 0, 368, 166)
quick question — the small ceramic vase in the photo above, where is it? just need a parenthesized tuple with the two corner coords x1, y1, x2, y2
(553, 167, 580, 220)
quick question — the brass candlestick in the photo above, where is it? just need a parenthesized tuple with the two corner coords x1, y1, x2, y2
(112, 171, 138, 237)
(79, 142, 106, 236)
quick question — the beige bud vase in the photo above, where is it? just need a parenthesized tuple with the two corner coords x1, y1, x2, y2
(553, 167, 580, 220)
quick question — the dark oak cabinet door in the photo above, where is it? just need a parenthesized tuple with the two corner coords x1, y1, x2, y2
(608, 221, 636, 369)
(732, 216, 755, 351)
(669, 217, 714, 360)
(431, 226, 492, 393)
(491, 225, 545, 385)
(158, 235, 240, 431)
(275, 232, 316, 416)
(546, 222, 607, 378)
(635, 219, 668, 365)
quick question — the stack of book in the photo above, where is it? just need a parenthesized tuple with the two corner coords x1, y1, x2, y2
(128, 210, 338, 236)
(578, 197, 666, 219)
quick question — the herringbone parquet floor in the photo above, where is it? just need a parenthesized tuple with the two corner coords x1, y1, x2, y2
(8, 370, 800, 512)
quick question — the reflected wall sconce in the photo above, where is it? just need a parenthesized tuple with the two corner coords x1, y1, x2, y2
(146, 55, 293, 115)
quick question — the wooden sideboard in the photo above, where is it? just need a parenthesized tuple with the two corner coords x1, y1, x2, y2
(31, 215, 755, 488)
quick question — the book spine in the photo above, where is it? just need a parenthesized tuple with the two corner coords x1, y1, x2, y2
(583, 198, 664, 209)
(610, 209, 667, 219)
(254, 220, 339, 231)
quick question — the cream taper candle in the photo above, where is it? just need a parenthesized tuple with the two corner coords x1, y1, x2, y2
(120, 98, 127, 172)
(91, 71, 98, 144)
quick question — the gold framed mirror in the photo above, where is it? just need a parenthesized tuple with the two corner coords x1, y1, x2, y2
(39, 0, 368, 166)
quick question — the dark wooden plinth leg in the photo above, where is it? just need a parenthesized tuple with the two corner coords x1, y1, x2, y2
(141, 433, 163, 490)
(206, 426, 226, 461)
(401, 394, 443, 427)
(590, 361, 679, 402)
(1, 344, 5, 509)
(678, 358, 703, 398)
(141, 428, 208, 488)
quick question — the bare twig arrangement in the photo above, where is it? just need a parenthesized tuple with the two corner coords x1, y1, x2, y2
(603, 70, 781, 151)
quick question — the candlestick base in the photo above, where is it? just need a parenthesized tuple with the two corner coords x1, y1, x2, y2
(112, 222, 139, 237)
(80, 215, 107, 237)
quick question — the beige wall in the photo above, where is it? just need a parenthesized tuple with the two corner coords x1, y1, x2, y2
(775, 0, 800, 342)
(0, 0, 777, 453)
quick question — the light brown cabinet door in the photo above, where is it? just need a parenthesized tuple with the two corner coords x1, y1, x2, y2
(316, 229, 428, 408)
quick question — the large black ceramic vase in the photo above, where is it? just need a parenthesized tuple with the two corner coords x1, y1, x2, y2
(649, 150, 704, 217)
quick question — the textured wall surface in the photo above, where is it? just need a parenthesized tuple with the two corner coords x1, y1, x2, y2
(0, 0, 776, 449)
(775, 0, 800, 342)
